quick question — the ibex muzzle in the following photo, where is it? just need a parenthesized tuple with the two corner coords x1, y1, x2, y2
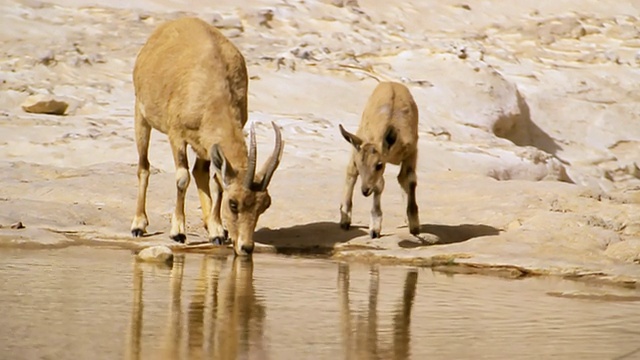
(211, 123, 283, 256)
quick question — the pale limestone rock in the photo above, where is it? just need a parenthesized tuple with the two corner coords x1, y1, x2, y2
(487, 147, 571, 182)
(21, 94, 69, 115)
(136, 245, 174, 264)
(604, 239, 640, 263)
(211, 13, 244, 32)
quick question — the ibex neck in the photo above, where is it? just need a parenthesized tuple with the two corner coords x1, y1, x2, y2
(204, 127, 248, 168)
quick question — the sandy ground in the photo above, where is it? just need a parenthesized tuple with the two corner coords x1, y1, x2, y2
(1, 0, 640, 287)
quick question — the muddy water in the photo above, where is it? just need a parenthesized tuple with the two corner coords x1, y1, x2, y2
(0, 247, 639, 360)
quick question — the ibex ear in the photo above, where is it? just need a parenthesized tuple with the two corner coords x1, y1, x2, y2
(210, 144, 235, 188)
(382, 126, 397, 153)
(339, 124, 362, 151)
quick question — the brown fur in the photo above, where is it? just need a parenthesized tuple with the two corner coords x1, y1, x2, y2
(339, 82, 420, 238)
(130, 17, 283, 256)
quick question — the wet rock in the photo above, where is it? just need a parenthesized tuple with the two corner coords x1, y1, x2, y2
(136, 245, 174, 264)
(21, 94, 69, 115)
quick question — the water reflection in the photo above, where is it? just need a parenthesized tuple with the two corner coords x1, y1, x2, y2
(126, 258, 144, 360)
(127, 255, 266, 360)
(2, 249, 640, 359)
(338, 263, 418, 360)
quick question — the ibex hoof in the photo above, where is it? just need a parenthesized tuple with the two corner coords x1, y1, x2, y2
(410, 226, 420, 236)
(370, 230, 380, 238)
(171, 233, 186, 243)
(340, 222, 351, 230)
(210, 236, 227, 246)
(131, 229, 145, 238)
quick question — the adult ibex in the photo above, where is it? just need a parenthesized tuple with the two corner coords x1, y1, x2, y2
(130, 17, 284, 256)
(339, 82, 420, 238)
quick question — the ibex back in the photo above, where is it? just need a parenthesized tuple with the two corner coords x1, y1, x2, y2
(339, 82, 420, 238)
(130, 17, 284, 256)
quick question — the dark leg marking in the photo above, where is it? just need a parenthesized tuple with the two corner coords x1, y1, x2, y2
(132, 229, 144, 238)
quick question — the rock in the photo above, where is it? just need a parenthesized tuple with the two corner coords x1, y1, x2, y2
(10, 221, 25, 229)
(38, 50, 56, 66)
(211, 14, 244, 32)
(444, 63, 541, 149)
(138, 12, 151, 21)
(21, 95, 69, 115)
(537, 17, 586, 41)
(487, 147, 572, 182)
(605, 239, 640, 263)
(257, 9, 274, 28)
(136, 245, 174, 264)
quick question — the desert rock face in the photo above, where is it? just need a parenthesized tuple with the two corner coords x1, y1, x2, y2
(1, 0, 639, 286)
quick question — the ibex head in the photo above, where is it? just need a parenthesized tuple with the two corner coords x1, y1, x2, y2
(211, 122, 284, 256)
(339, 124, 396, 197)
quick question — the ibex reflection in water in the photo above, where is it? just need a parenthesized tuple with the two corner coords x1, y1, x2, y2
(126, 255, 267, 360)
(338, 263, 418, 360)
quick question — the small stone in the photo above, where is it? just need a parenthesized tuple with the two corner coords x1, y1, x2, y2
(257, 9, 274, 28)
(21, 95, 69, 115)
(457, 47, 468, 59)
(211, 14, 244, 32)
(38, 50, 56, 66)
(138, 12, 151, 21)
(10, 221, 25, 229)
(136, 245, 174, 264)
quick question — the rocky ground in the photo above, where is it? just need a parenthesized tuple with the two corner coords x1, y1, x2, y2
(1, 0, 640, 287)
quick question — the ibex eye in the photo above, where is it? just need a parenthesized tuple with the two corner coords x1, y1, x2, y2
(229, 200, 239, 214)
(375, 162, 383, 171)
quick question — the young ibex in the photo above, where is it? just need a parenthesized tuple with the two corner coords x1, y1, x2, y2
(339, 82, 420, 238)
(130, 17, 284, 256)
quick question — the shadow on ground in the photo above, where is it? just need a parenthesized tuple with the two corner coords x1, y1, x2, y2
(255, 221, 368, 254)
(399, 223, 501, 249)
